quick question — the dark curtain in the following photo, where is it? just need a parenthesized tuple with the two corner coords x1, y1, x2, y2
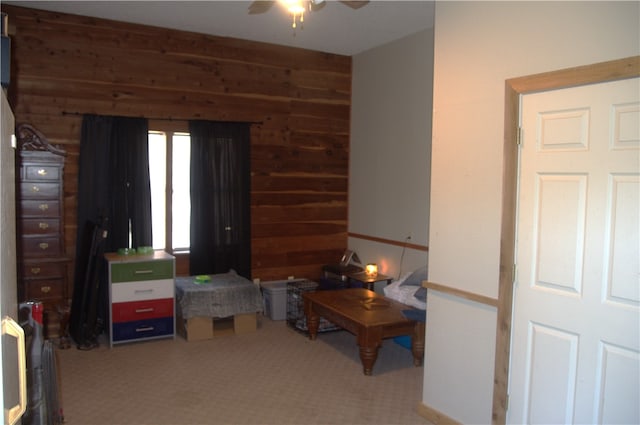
(74, 115, 113, 240)
(107, 117, 153, 249)
(70, 114, 151, 346)
(189, 120, 251, 279)
(75, 114, 152, 252)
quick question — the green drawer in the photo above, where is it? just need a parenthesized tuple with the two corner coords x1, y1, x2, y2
(111, 260, 174, 283)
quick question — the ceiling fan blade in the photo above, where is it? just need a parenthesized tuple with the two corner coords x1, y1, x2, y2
(309, 1, 327, 12)
(339, 1, 370, 10)
(248, 1, 275, 15)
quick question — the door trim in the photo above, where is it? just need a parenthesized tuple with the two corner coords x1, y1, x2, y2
(493, 56, 640, 424)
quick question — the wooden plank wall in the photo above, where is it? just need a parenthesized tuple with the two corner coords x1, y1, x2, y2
(2, 5, 351, 288)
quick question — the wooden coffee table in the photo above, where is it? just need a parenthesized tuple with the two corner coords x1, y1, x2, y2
(303, 288, 425, 375)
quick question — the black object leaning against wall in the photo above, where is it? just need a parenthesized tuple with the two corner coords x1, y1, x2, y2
(68, 217, 108, 350)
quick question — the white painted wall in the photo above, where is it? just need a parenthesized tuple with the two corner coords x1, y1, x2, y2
(1, 90, 20, 424)
(349, 24, 434, 280)
(426, 1, 639, 423)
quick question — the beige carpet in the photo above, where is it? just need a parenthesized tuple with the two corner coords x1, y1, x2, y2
(57, 316, 427, 425)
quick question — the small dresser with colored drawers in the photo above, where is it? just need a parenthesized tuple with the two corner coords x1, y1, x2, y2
(105, 251, 175, 347)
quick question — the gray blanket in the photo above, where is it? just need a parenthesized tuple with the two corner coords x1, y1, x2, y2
(175, 271, 263, 319)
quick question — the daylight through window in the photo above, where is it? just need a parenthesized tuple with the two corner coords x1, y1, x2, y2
(148, 128, 191, 252)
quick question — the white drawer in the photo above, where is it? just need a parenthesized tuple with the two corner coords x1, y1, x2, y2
(111, 279, 174, 303)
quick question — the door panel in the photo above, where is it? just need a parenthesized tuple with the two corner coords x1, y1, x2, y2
(606, 174, 639, 304)
(509, 77, 640, 424)
(527, 322, 579, 424)
(535, 174, 586, 293)
(598, 343, 639, 423)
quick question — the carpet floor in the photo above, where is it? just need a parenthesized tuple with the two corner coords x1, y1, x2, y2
(56, 316, 427, 425)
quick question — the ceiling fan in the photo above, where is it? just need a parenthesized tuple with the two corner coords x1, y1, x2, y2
(248, 1, 370, 15)
(249, 1, 370, 28)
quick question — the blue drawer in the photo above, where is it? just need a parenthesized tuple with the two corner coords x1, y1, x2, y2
(112, 317, 173, 342)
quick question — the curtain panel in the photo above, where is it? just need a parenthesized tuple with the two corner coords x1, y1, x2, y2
(189, 120, 251, 279)
(71, 114, 151, 346)
(75, 114, 152, 252)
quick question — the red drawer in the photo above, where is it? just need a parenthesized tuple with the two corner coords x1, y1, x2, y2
(112, 298, 174, 323)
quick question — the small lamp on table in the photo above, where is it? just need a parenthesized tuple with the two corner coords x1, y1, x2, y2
(365, 263, 378, 277)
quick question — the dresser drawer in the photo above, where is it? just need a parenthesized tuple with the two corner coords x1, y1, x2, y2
(112, 298, 174, 323)
(111, 260, 174, 283)
(111, 279, 174, 303)
(21, 236, 62, 257)
(19, 182, 60, 200)
(20, 218, 61, 236)
(22, 278, 64, 302)
(21, 261, 65, 279)
(23, 164, 61, 181)
(112, 317, 174, 342)
(19, 200, 61, 218)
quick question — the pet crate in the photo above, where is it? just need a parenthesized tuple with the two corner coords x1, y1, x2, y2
(286, 279, 340, 334)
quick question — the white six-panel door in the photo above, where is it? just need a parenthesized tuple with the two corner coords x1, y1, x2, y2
(509, 77, 639, 424)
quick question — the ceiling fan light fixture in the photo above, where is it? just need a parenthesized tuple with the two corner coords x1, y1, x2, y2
(279, 0, 306, 29)
(280, 0, 305, 14)
(257, 0, 364, 31)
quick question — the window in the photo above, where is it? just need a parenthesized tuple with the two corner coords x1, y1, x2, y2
(148, 121, 191, 252)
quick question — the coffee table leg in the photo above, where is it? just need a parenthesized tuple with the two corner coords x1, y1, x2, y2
(358, 328, 382, 375)
(358, 345, 379, 376)
(412, 321, 426, 367)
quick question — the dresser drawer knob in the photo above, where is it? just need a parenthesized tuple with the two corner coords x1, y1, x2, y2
(134, 270, 153, 275)
(39, 242, 49, 250)
(40, 286, 51, 294)
(39, 222, 49, 230)
(37, 169, 47, 176)
(38, 204, 49, 212)
(31, 185, 40, 192)
(30, 267, 41, 275)
(135, 326, 154, 333)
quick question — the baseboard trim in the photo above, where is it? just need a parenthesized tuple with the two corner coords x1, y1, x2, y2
(416, 401, 461, 425)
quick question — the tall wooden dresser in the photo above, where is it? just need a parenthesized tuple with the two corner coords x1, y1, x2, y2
(16, 124, 68, 340)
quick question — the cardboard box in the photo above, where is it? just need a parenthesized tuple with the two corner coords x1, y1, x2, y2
(178, 313, 257, 341)
(234, 313, 257, 334)
(178, 316, 213, 342)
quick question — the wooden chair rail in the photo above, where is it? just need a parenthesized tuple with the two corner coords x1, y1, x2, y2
(422, 281, 499, 308)
(348, 232, 429, 252)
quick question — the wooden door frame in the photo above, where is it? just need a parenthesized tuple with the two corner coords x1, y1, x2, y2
(493, 56, 640, 424)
